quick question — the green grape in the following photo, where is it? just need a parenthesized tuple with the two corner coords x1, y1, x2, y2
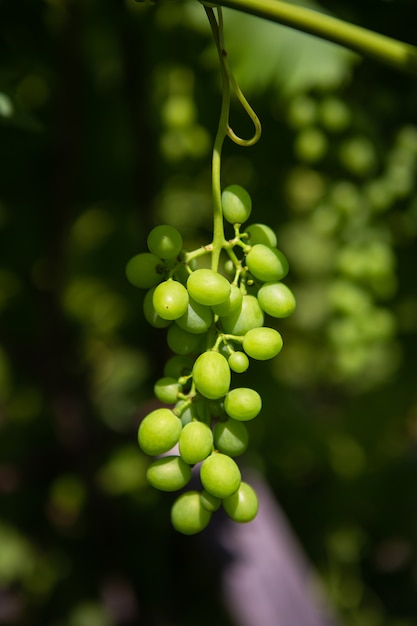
(175, 400, 198, 426)
(163, 355, 194, 379)
(154, 377, 181, 404)
(211, 284, 242, 316)
(228, 351, 249, 373)
(220, 294, 264, 335)
(318, 96, 351, 132)
(143, 288, 172, 328)
(221, 184, 252, 224)
(126, 252, 164, 289)
(200, 489, 221, 512)
(171, 491, 212, 535)
(146, 455, 192, 492)
(287, 94, 317, 128)
(176, 297, 213, 334)
(244, 223, 277, 248)
(167, 324, 204, 355)
(187, 269, 231, 306)
(224, 259, 235, 275)
(245, 244, 289, 283)
(223, 481, 259, 523)
(257, 282, 296, 318)
(224, 387, 262, 421)
(138, 408, 182, 456)
(192, 351, 231, 400)
(147, 224, 183, 260)
(339, 136, 377, 177)
(214, 419, 249, 456)
(178, 421, 213, 464)
(294, 126, 328, 163)
(153, 279, 189, 320)
(200, 452, 241, 499)
(243, 327, 283, 360)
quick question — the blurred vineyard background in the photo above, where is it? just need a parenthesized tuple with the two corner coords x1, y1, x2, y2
(1, 0, 417, 624)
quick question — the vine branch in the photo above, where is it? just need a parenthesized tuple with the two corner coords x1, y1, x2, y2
(202, 0, 417, 74)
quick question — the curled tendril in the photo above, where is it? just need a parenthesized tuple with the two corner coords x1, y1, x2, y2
(205, 5, 262, 147)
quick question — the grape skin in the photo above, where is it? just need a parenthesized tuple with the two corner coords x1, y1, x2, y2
(214, 419, 249, 456)
(187, 269, 231, 306)
(221, 184, 252, 224)
(154, 377, 181, 404)
(245, 223, 277, 247)
(223, 481, 259, 523)
(178, 421, 213, 465)
(220, 294, 264, 335)
(243, 327, 283, 360)
(200, 453, 241, 499)
(171, 491, 212, 535)
(146, 456, 192, 492)
(224, 387, 262, 421)
(176, 297, 213, 334)
(192, 351, 231, 400)
(257, 282, 296, 318)
(245, 244, 289, 282)
(147, 224, 183, 260)
(153, 279, 189, 321)
(228, 351, 249, 373)
(126, 252, 164, 289)
(138, 408, 182, 456)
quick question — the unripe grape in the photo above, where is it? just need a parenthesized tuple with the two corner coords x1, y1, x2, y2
(243, 327, 283, 360)
(153, 279, 189, 320)
(126, 252, 164, 289)
(138, 408, 182, 456)
(163, 355, 194, 379)
(319, 96, 351, 132)
(178, 421, 213, 464)
(211, 283, 243, 316)
(147, 224, 183, 259)
(171, 491, 212, 535)
(146, 456, 192, 492)
(176, 297, 213, 334)
(175, 400, 198, 427)
(224, 387, 262, 421)
(220, 294, 264, 335)
(224, 259, 235, 275)
(245, 244, 289, 282)
(245, 223, 277, 248)
(294, 126, 328, 163)
(187, 269, 231, 306)
(200, 489, 221, 512)
(214, 419, 249, 456)
(228, 351, 249, 373)
(200, 453, 241, 499)
(154, 377, 181, 404)
(143, 288, 171, 328)
(223, 481, 259, 523)
(257, 282, 296, 318)
(167, 324, 204, 355)
(192, 351, 231, 400)
(221, 184, 252, 224)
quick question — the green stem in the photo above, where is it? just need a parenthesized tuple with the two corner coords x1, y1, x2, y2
(206, 6, 229, 272)
(213, 0, 417, 74)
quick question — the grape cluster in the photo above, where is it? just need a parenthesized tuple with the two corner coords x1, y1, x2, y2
(127, 185, 295, 534)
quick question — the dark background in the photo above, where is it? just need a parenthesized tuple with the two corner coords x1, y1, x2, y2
(1, 0, 417, 624)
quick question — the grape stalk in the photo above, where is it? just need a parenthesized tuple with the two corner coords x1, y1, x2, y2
(126, 5, 295, 534)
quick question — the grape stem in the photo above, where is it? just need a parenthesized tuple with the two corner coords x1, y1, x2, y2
(205, 6, 261, 272)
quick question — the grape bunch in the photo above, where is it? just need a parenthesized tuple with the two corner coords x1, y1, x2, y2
(126, 185, 295, 534)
